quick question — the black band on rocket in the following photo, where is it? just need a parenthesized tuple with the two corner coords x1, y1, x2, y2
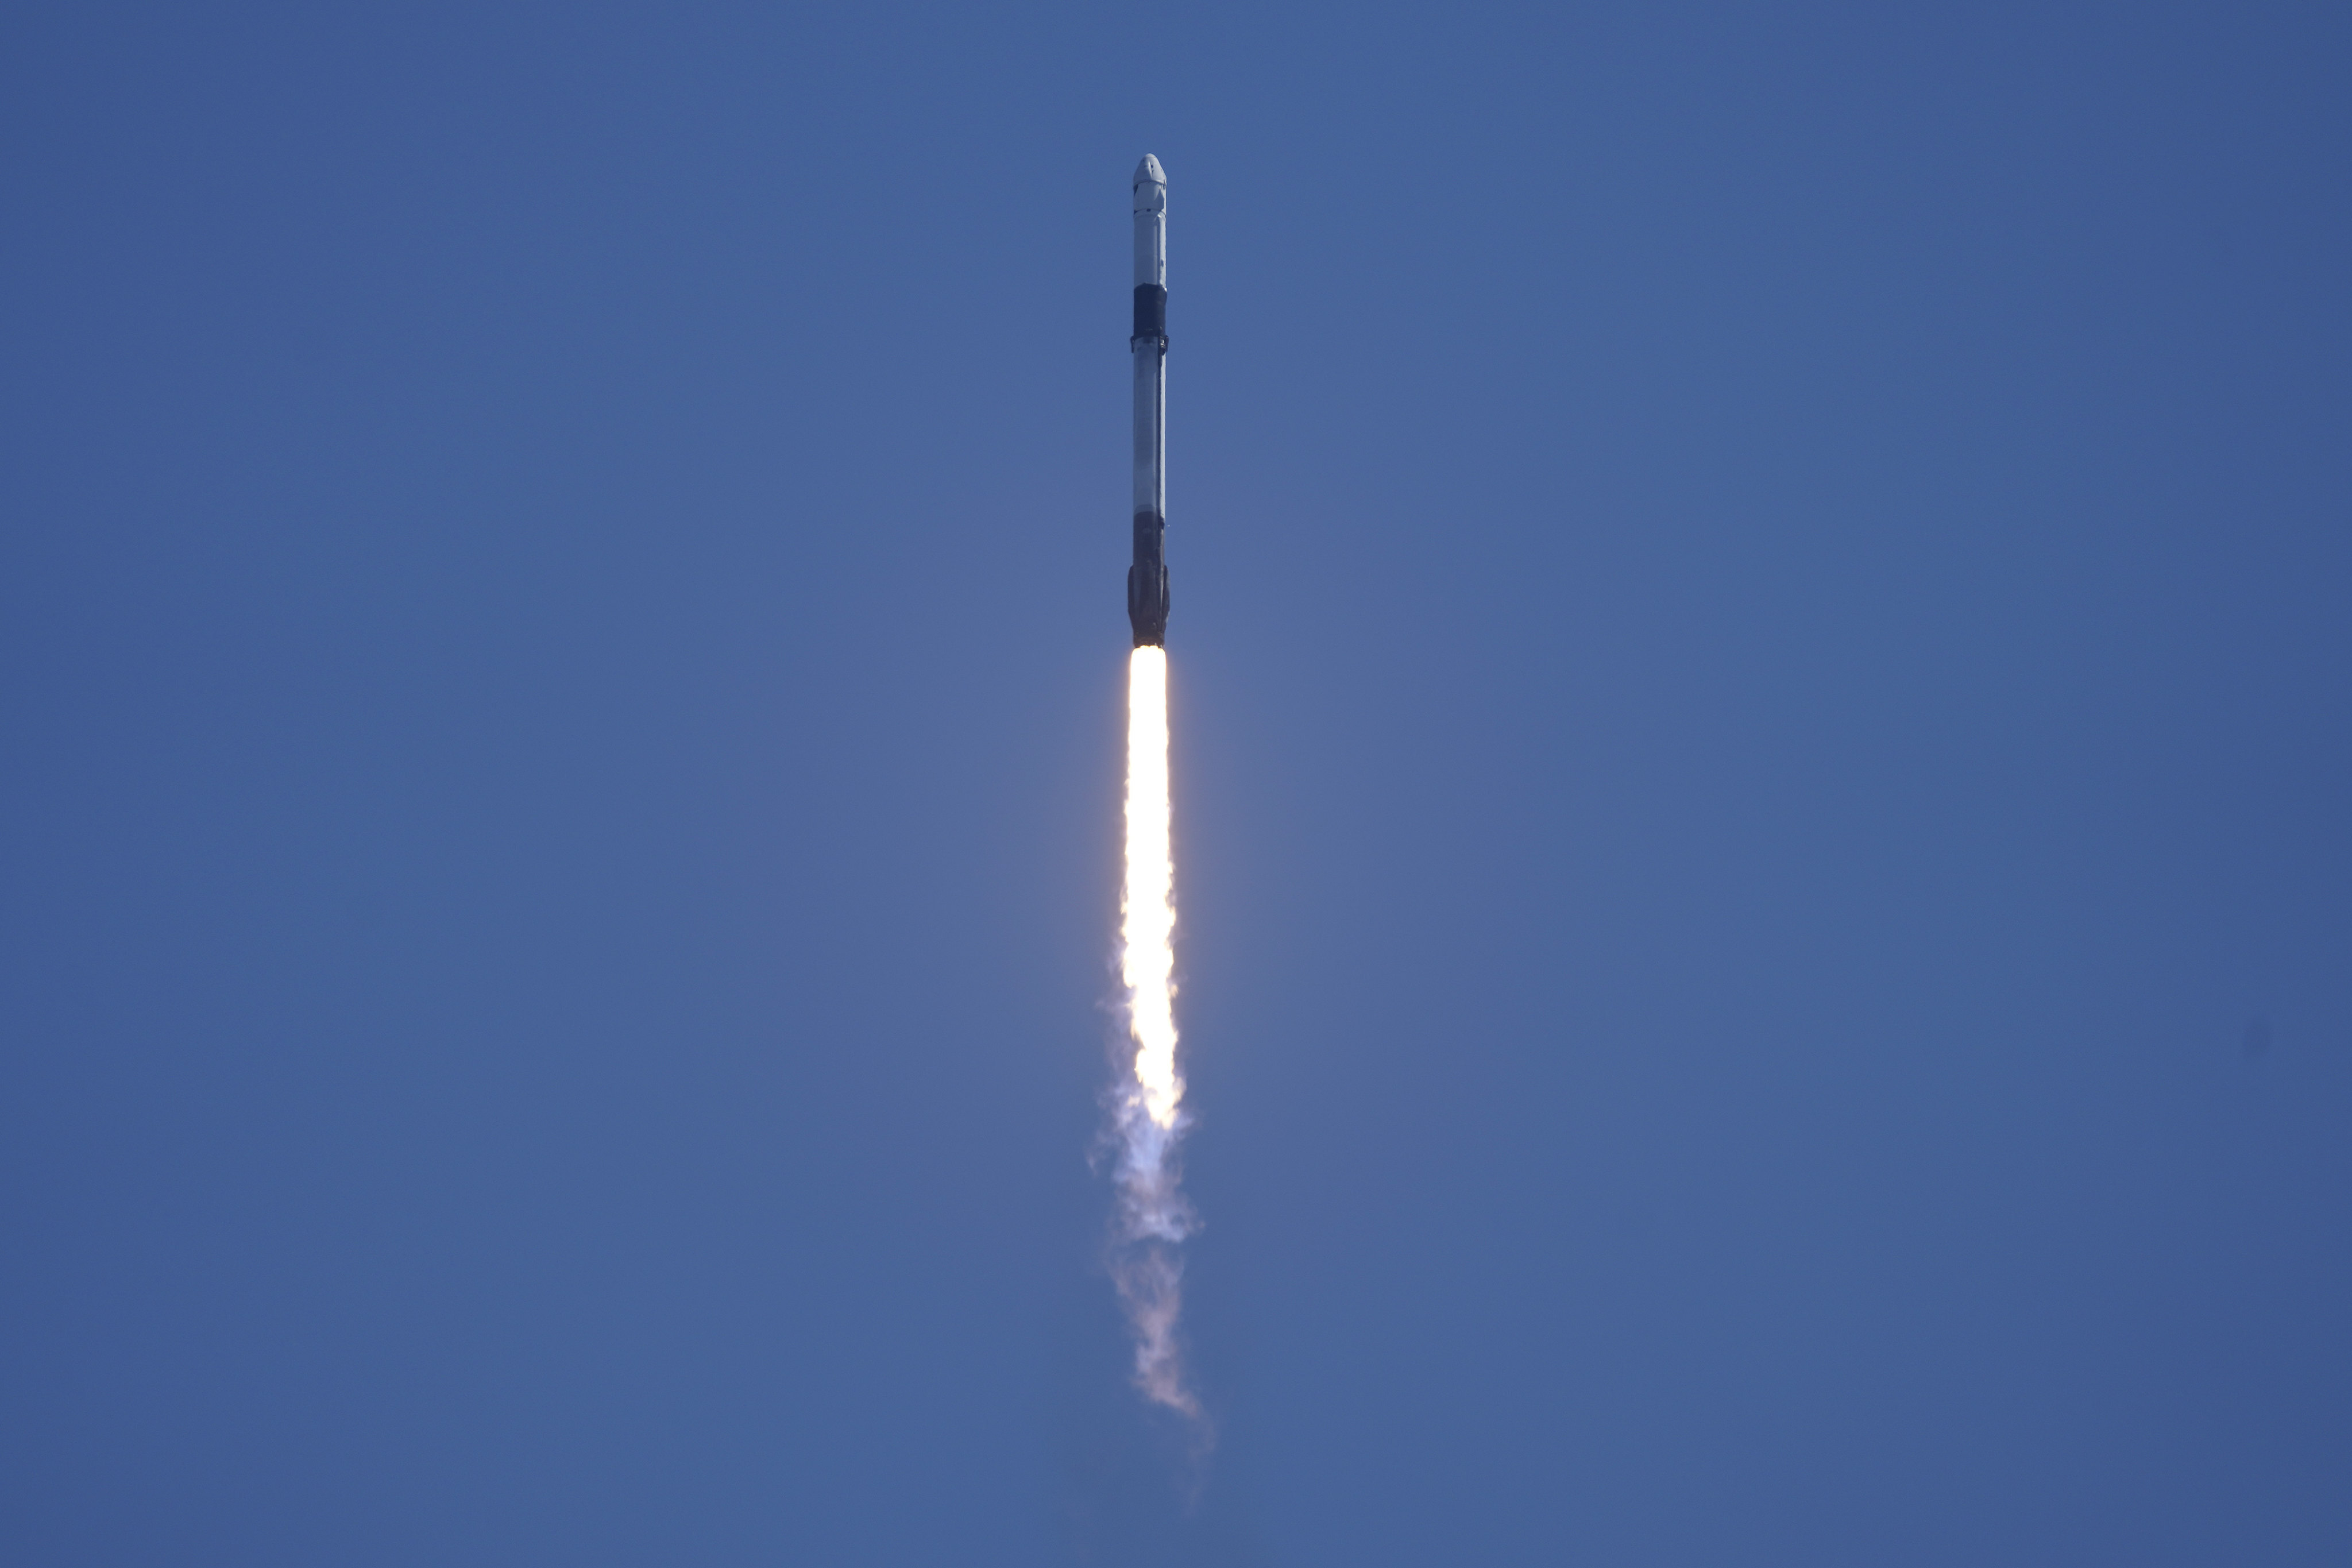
(1131, 285, 1168, 347)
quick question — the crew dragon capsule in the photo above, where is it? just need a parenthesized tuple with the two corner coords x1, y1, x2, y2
(1127, 155, 1170, 648)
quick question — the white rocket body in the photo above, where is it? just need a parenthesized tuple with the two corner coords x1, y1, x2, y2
(1127, 156, 1169, 647)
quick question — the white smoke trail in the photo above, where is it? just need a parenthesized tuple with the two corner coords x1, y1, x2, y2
(1110, 645, 1200, 1420)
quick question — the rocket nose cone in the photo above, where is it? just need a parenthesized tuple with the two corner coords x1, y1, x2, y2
(1133, 154, 1167, 215)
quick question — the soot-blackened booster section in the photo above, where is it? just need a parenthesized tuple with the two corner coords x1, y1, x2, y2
(1129, 282, 1169, 648)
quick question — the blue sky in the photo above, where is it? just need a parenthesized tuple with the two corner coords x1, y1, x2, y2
(2, 3, 2347, 1563)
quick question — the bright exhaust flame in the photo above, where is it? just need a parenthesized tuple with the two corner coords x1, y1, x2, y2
(1110, 646, 1200, 1420)
(1123, 648, 1181, 1131)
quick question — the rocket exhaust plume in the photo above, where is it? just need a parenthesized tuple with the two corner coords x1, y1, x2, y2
(1122, 651, 1179, 1133)
(1111, 644, 1198, 1418)
(1103, 155, 1201, 1423)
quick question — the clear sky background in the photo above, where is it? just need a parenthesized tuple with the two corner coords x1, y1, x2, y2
(3, 3, 2347, 1563)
